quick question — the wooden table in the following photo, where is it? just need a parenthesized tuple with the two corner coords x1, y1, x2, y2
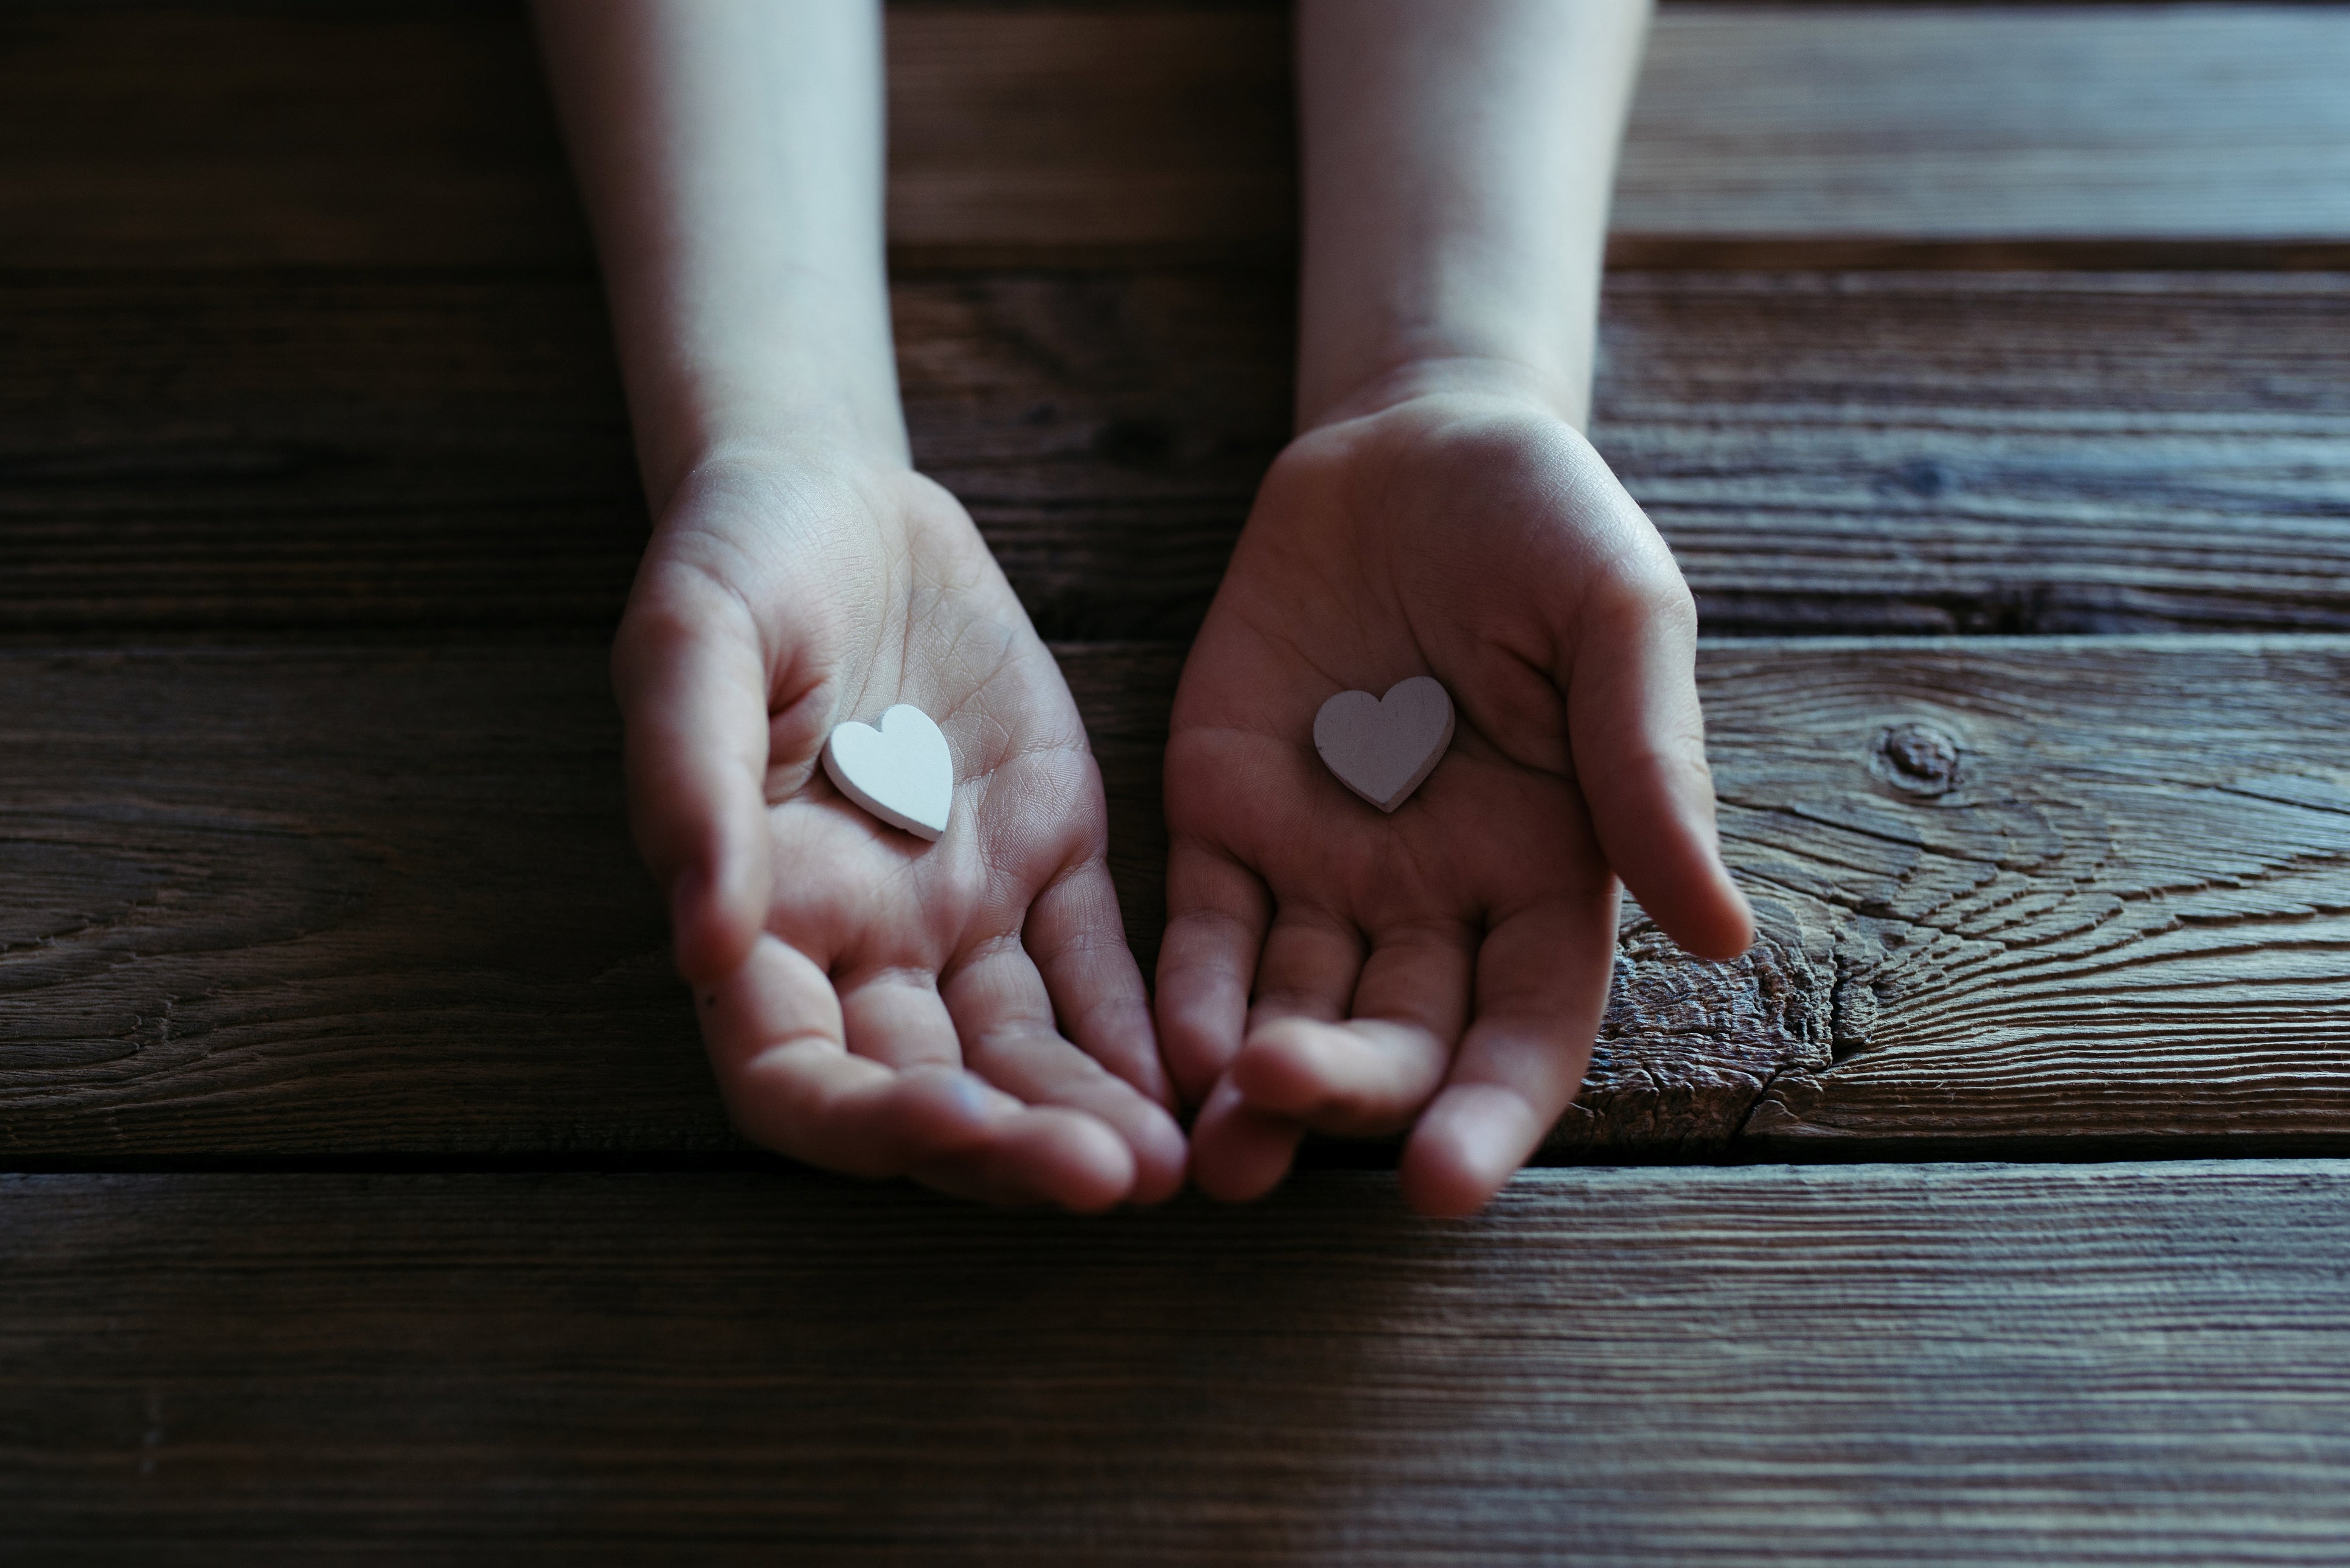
(7, 2, 2350, 1559)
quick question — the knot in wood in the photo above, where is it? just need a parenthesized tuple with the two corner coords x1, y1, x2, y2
(1872, 721, 1961, 796)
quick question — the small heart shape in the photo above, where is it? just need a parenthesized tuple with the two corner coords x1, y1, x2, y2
(822, 704, 953, 841)
(1313, 676, 1455, 813)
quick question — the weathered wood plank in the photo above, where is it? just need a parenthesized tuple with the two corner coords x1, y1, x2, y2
(1615, 4, 2350, 264)
(926, 269, 2350, 637)
(885, 4, 1296, 266)
(0, 5, 592, 271)
(0, 642, 725, 1155)
(0, 277, 646, 631)
(9, 271, 2350, 637)
(1602, 272, 2350, 635)
(1714, 637, 2350, 1154)
(9, 1162, 2350, 1563)
(1593, 636, 2350, 1154)
(5, 637, 2350, 1156)
(5, 5, 2349, 269)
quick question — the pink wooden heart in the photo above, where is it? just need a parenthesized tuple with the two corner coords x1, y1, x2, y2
(1312, 676, 1455, 813)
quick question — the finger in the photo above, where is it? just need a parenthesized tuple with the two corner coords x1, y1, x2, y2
(1230, 921, 1473, 1133)
(703, 933, 997, 1173)
(1187, 1074, 1307, 1204)
(947, 939, 1189, 1205)
(836, 965, 962, 1072)
(1026, 852, 1169, 1111)
(905, 1106, 1148, 1213)
(1246, 903, 1366, 1033)
(1401, 894, 1618, 1218)
(612, 566, 776, 985)
(707, 934, 1137, 1210)
(1155, 838, 1271, 1105)
(1565, 575, 1754, 962)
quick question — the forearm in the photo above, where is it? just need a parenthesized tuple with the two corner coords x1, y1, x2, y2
(1293, 0, 1650, 431)
(532, 0, 906, 513)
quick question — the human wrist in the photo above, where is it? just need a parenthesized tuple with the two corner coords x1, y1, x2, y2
(637, 382, 911, 521)
(1290, 0, 1643, 439)
(1296, 350, 1590, 435)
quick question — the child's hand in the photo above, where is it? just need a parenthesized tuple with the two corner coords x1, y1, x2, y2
(1158, 376, 1753, 1215)
(617, 448, 1185, 1210)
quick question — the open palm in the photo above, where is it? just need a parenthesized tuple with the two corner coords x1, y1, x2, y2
(617, 453, 1185, 1209)
(1158, 390, 1753, 1215)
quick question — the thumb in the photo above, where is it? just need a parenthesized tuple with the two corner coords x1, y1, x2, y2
(1563, 574, 1753, 962)
(612, 566, 776, 985)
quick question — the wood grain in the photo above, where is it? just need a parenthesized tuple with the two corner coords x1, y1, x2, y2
(1711, 637, 2350, 1154)
(0, 642, 725, 1156)
(9, 1161, 2350, 1563)
(5, 637, 2350, 1156)
(0, 276, 644, 631)
(1615, 4, 2350, 263)
(10, 271, 2350, 637)
(1601, 272, 2350, 634)
(885, 5, 1296, 265)
(0, 5, 591, 270)
(10, 2, 2345, 1547)
(7, 5, 2350, 268)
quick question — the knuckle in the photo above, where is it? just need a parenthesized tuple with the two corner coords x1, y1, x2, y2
(1591, 559, 1697, 633)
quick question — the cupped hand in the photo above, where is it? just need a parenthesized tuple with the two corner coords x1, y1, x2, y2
(1158, 376, 1753, 1215)
(616, 447, 1184, 1210)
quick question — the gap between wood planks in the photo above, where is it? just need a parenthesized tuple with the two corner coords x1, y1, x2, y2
(4, 636, 2348, 1162)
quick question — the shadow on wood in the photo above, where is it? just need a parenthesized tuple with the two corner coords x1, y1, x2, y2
(8, 1162, 2350, 1563)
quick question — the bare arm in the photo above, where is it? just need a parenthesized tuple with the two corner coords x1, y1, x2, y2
(1295, 0, 1650, 429)
(1159, 0, 1749, 1216)
(533, 0, 905, 512)
(535, 0, 1183, 1209)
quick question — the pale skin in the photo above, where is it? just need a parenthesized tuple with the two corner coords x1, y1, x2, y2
(1161, 0, 1752, 1215)
(536, 1, 1184, 1210)
(536, 0, 1751, 1215)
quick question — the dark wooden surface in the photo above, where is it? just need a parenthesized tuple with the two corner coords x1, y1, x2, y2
(8, 5, 2350, 268)
(10, 637, 2350, 1158)
(12, 1162, 2350, 1564)
(7, 0, 2350, 1556)
(12, 271, 2350, 639)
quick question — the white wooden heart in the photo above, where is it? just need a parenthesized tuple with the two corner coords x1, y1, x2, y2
(1313, 676, 1455, 813)
(822, 704, 953, 841)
